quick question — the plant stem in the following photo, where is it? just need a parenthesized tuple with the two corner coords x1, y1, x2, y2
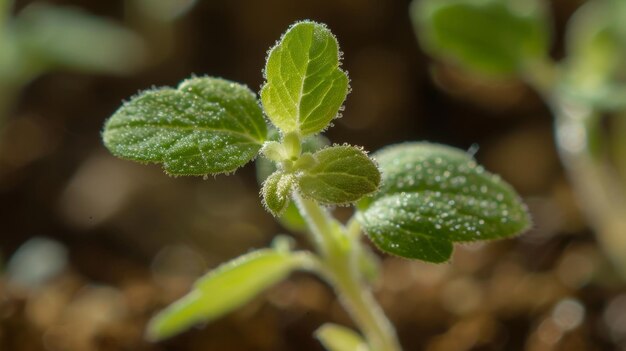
(293, 193, 402, 351)
(552, 101, 626, 277)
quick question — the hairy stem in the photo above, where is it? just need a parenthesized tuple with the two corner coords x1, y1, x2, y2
(293, 193, 401, 351)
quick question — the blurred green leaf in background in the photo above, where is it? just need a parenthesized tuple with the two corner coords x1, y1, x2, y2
(412, 0, 551, 77)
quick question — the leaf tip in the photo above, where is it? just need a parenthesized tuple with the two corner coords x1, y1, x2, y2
(144, 317, 165, 343)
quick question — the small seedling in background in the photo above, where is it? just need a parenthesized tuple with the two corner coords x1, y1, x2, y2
(102, 20, 530, 351)
(0, 0, 145, 128)
(411, 0, 626, 277)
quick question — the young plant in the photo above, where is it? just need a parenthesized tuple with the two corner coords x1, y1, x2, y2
(102, 20, 530, 351)
(411, 0, 626, 277)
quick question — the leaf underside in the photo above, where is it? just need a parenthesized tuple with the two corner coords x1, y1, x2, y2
(357, 142, 530, 263)
(103, 77, 267, 176)
(261, 21, 349, 136)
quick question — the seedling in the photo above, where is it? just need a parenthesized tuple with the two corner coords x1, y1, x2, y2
(102, 21, 530, 351)
(411, 0, 626, 277)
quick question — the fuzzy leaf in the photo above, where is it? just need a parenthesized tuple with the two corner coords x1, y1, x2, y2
(262, 171, 295, 217)
(357, 142, 530, 263)
(103, 77, 267, 176)
(147, 249, 300, 341)
(411, 0, 550, 76)
(14, 3, 145, 74)
(315, 323, 370, 351)
(299, 145, 381, 205)
(261, 21, 349, 136)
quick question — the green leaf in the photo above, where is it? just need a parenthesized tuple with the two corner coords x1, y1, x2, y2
(14, 4, 145, 75)
(411, 0, 550, 77)
(147, 249, 301, 341)
(262, 171, 295, 217)
(298, 145, 381, 205)
(315, 323, 370, 351)
(103, 77, 267, 176)
(261, 21, 349, 136)
(357, 142, 530, 263)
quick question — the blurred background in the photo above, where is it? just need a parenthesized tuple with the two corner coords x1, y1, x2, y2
(0, 0, 623, 350)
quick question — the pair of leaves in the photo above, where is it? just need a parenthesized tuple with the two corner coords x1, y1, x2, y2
(357, 143, 530, 263)
(103, 21, 348, 177)
(412, 0, 550, 77)
(256, 132, 329, 231)
(262, 145, 381, 216)
(147, 249, 302, 341)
